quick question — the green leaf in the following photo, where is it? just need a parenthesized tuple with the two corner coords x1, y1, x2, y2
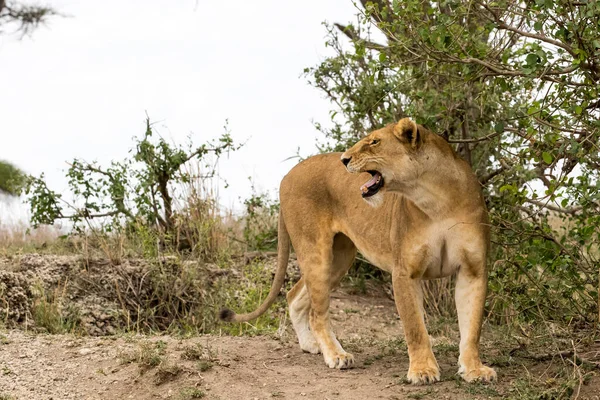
(542, 152, 553, 164)
(494, 122, 505, 134)
(500, 184, 514, 193)
(378, 52, 387, 62)
(526, 53, 539, 66)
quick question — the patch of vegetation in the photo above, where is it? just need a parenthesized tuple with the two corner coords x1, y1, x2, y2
(454, 378, 500, 397)
(154, 361, 182, 385)
(407, 388, 434, 399)
(179, 387, 206, 399)
(31, 281, 81, 334)
(0, 335, 9, 345)
(242, 185, 279, 252)
(197, 360, 213, 372)
(20, 116, 240, 262)
(119, 340, 167, 373)
(218, 260, 289, 336)
(377, 337, 407, 356)
(433, 342, 459, 357)
(180, 343, 215, 372)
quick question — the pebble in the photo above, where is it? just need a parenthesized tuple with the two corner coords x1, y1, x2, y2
(79, 348, 94, 356)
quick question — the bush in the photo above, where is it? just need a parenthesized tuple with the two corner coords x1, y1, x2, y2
(21, 116, 240, 261)
(306, 0, 600, 326)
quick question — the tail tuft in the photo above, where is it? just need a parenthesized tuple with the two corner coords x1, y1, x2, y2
(219, 308, 236, 322)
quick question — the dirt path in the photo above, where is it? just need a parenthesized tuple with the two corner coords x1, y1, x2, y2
(1, 290, 599, 400)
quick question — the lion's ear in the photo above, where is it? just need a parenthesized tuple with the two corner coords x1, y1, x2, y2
(393, 118, 421, 149)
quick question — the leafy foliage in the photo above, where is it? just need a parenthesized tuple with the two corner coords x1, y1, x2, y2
(23, 117, 239, 258)
(0, 160, 26, 196)
(242, 184, 280, 251)
(307, 0, 600, 325)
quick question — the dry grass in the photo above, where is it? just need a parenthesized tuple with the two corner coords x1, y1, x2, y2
(0, 222, 65, 254)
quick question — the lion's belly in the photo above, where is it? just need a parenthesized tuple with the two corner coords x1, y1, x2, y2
(356, 245, 395, 272)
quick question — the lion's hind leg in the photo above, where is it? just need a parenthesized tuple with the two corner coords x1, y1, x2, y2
(288, 233, 356, 361)
(287, 277, 320, 354)
(289, 233, 355, 369)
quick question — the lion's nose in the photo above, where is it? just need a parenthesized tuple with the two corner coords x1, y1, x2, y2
(341, 156, 351, 167)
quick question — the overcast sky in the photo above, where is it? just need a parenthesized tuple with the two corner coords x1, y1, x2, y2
(0, 0, 357, 223)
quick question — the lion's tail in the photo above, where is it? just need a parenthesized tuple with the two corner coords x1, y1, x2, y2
(219, 212, 290, 323)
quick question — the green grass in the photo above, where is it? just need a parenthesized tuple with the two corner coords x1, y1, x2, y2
(119, 340, 167, 372)
(30, 282, 81, 334)
(407, 388, 434, 399)
(179, 387, 205, 399)
(217, 260, 288, 336)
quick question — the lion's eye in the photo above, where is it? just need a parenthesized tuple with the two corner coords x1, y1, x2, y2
(370, 139, 380, 146)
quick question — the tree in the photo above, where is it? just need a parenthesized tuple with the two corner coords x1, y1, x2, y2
(0, 0, 57, 36)
(307, 0, 600, 324)
(25, 117, 239, 249)
(0, 160, 25, 196)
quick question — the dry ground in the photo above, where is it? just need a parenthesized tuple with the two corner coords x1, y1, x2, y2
(1, 288, 600, 400)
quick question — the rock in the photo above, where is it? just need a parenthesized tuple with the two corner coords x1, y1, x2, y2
(78, 348, 94, 356)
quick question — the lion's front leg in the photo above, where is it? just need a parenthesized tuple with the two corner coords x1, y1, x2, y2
(455, 265, 497, 382)
(392, 273, 440, 384)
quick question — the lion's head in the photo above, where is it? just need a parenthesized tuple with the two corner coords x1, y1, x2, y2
(341, 118, 432, 205)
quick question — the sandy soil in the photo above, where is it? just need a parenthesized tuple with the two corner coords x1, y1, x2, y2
(2, 288, 600, 400)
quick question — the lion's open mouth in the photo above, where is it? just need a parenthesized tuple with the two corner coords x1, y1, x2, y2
(360, 171, 384, 198)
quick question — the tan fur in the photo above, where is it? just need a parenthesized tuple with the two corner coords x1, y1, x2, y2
(221, 118, 497, 384)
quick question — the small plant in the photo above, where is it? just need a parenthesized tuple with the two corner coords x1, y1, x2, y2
(197, 360, 213, 372)
(242, 184, 279, 251)
(180, 343, 215, 372)
(407, 388, 434, 400)
(119, 340, 167, 373)
(181, 344, 205, 361)
(154, 362, 182, 385)
(433, 342, 459, 357)
(31, 281, 80, 334)
(179, 387, 205, 399)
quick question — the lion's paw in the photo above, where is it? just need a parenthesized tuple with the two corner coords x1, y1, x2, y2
(324, 352, 354, 369)
(459, 364, 497, 383)
(407, 364, 440, 385)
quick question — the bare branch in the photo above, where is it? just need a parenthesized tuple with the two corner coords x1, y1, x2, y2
(447, 131, 500, 143)
(480, 2, 576, 57)
(479, 165, 507, 185)
(334, 23, 387, 51)
(525, 199, 584, 215)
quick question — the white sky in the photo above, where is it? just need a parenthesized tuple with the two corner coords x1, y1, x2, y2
(0, 0, 357, 223)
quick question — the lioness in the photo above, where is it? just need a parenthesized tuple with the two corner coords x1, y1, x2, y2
(221, 118, 497, 384)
